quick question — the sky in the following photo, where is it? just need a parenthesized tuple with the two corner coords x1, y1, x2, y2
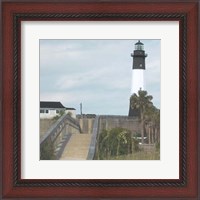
(40, 39, 160, 115)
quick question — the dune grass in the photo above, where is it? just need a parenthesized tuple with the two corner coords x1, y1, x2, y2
(107, 149, 160, 160)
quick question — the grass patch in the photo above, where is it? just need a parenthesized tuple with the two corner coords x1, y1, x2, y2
(103, 149, 160, 160)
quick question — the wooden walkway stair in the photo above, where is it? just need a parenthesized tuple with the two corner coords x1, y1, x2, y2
(60, 133, 92, 160)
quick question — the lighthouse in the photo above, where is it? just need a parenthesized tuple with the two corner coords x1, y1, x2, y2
(129, 40, 148, 117)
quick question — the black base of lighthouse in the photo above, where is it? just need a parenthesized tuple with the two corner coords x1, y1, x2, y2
(128, 105, 140, 117)
(128, 108, 140, 117)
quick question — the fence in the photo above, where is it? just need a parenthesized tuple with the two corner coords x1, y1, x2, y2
(40, 114, 81, 159)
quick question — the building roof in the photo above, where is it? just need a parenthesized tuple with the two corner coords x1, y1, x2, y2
(40, 101, 75, 110)
(66, 107, 76, 110)
(40, 101, 66, 109)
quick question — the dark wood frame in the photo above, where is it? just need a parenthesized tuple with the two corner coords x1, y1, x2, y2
(1, 1, 199, 199)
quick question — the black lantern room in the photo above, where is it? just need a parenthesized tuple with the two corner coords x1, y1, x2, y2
(131, 40, 147, 70)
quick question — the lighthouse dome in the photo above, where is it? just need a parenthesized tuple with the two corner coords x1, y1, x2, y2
(135, 40, 144, 45)
(135, 40, 144, 50)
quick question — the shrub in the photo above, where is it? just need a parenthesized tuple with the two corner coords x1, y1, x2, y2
(53, 110, 65, 121)
(67, 111, 72, 117)
(96, 127, 139, 160)
(40, 140, 55, 160)
(155, 141, 160, 152)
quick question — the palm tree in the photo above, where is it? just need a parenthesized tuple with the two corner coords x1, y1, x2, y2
(145, 105, 160, 144)
(130, 89, 153, 144)
(151, 108, 160, 144)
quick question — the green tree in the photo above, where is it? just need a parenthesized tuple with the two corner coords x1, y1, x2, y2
(145, 105, 160, 144)
(53, 110, 65, 121)
(130, 89, 153, 144)
(96, 127, 139, 159)
(59, 110, 65, 116)
(151, 107, 160, 144)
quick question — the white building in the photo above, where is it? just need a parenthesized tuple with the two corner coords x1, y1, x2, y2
(40, 101, 76, 119)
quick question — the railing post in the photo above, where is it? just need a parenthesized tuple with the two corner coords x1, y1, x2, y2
(87, 116, 100, 160)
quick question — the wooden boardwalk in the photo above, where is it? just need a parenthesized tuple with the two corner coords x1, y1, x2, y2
(60, 133, 92, 160)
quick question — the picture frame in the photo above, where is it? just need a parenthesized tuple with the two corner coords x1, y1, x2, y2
(1, 1, 199, 199)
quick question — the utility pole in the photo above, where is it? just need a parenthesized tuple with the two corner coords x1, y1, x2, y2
(80, 103, 82, 116)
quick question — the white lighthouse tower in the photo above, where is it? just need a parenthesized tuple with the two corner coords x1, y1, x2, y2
(129, 40, 147, 117)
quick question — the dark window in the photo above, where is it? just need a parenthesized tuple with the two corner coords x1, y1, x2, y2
(40, 109, 44, 113)
(56, 110, 59, 114)
(45, 110, 49, 113)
